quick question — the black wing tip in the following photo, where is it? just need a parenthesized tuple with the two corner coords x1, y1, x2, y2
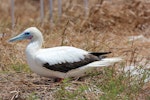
(90, 51, 111, 59)
(90, 51, 111, 56)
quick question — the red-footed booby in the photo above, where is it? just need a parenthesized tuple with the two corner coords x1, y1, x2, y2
(9, 27, 122, 81)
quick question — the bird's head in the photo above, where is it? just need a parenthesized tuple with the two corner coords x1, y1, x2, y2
(9, 27, 43, 43)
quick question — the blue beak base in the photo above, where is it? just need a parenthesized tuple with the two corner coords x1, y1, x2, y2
(8, 34, 25, 42)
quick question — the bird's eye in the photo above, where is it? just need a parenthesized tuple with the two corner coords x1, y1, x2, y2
(24, 32, 30, 35)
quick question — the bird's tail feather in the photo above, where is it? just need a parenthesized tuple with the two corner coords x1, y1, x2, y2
(86, 57, 122, 67)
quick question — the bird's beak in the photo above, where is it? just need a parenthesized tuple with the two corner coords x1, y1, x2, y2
(8, 33, 25, 42)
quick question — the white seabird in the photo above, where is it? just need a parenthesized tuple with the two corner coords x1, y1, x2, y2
(9, 27, 122, 81)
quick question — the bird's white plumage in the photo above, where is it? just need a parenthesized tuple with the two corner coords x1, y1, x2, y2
(9, 27, 122, 79)
(35, 46, 88, 66)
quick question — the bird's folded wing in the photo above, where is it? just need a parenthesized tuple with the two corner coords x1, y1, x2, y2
(35, 47, 87, 64)
(34, 47, 99, 72)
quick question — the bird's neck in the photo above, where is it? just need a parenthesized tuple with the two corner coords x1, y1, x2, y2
(26, 40, 42, 55)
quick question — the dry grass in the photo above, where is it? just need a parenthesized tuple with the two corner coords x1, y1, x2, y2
(0, 0, 150, 99)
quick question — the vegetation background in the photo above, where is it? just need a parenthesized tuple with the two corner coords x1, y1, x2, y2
(0, 0, 149, 99)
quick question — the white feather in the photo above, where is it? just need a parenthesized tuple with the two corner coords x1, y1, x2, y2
(35, 46, 88, 66)
(86, 57, 122, 67)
